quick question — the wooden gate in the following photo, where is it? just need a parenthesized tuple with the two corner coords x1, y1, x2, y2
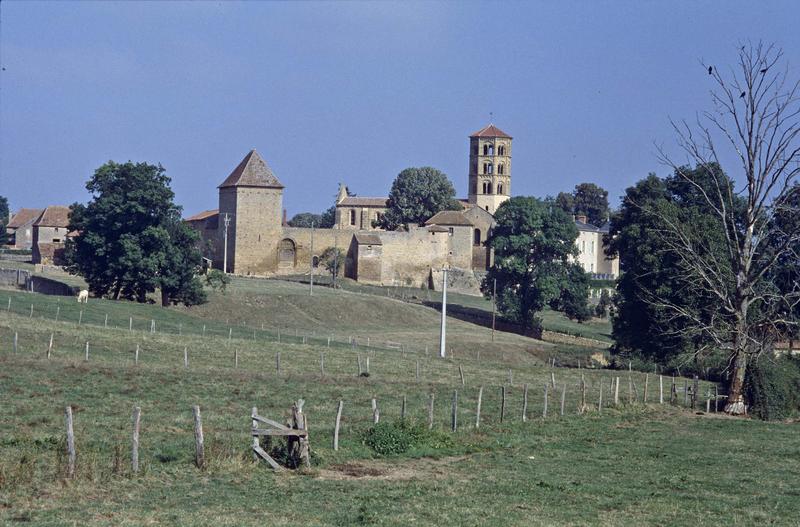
(250, 400, 310, 470)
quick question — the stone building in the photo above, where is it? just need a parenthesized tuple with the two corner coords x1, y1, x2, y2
(187, 123, 618, 289)
(31, 205, 71, 265)
(574, 215, 619, 279)
(6, 208, 43, 249)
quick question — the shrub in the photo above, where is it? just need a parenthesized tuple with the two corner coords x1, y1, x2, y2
(745, 355, 800, 421)
(364, 421, 453, 456)
(205, 269, 230, 293)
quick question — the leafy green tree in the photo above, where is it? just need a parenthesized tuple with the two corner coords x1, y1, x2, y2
(288, 206, 336, 228)
(288, 212, 322, 228)
(378, 167, 461, 230)
(0, 196, 8, 245)
(555, 184, 610, 226)
(319, 246, 344, 285)
(67, 161, 205, 305)
(482, 196, 588, 330)
(205, 269, 231, 293)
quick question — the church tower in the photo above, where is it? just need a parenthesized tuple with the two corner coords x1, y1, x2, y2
(467, 124, 512, 215)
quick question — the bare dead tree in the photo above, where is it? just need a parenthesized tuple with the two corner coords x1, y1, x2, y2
(651, 42, 800, 414)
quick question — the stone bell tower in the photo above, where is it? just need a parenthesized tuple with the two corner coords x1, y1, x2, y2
(467, 124, 512, 215)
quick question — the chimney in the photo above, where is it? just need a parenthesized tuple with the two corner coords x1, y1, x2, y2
(576, 214, 588, 224)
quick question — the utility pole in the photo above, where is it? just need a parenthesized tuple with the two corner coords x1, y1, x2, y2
(222, 213, 231, 274)
(309, 222, 314, 296)
(491, 277, 496, 342)
(439, 267, 448, 359)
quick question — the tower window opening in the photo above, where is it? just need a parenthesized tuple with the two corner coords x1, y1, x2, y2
(498, 145, 505, 155)
(498, 164, 504, 175)
(487, 163, 493, 174)
(483, 144, 488, 156)
(474, 228, 481, 246)
(482, 181, 489, 194)
(349, 209, 356, 226)
(498, 183, 504, 194)
(488, 182, 493, 194)
(488, 144, 494, 155)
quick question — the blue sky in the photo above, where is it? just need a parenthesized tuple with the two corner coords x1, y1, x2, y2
(1, 1, 799, 218)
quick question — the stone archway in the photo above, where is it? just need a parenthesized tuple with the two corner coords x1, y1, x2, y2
(278, 238, 296, 269)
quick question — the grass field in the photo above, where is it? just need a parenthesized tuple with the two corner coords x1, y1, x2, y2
(1, 284, 798, 526)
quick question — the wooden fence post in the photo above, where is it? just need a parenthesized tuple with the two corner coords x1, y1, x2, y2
(104, 314, 108, 328)
(84, 341, 89, 361)
(65, 406, 76, 478)
(500, 385, 507, 423)
(543, 385, 549, 418)
(683, 379, 689, 407)
(401, 395, 407, 420)
(692, 375, 699, 410)
(47, 333, 53, 359)
(235, 349, 239, 368)
(644, 374, 649, 403)
(451, 390, 458, 432)
(134, 344, 139, 365)
(580, 375, 587, 413)
(193, 405, 204, 469)
(366, 356, 370, 375)
(475, 386, 483, 429)
(415, 360, 420, 382)
(598, 382, 603, 414)
(276, 352, 281, 376)
(184, 347, 189, 368)
(628, 376, 633, 404)
(560, 383, 566, 416)
(459, 365, 465, 387)
(522, 383, 529, 422)
(372, 398, 379, 424)
(551, 371, 556, 390)
(714, 385, 719, 412)
(659, 375, 664, 404)
(670, 376, 677, 404)
(428, 393, 435, 430)
(131, 406, 141, 474)
(251, 407, 259, 461)
(614, 377, 620, 405)
(13, 332, 18, 353)
(333, 400, 343, 451)
(56, 305, 60, 322)
(78, 310, 83, 326)
(706, 389, 711, 413)
(508, 369, 513, 386)
(129, 317, 133, 332)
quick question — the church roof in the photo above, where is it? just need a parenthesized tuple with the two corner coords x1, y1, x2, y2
(425, 210, 474, 226)
(33, 206, 70, 227)
(338, 196, 389, 207)
(218, 149, 284, 189)
(185, 209, 219, 222)
(469, 124, 512, 139)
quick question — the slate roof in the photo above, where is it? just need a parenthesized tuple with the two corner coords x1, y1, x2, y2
(575, 219, 601, 233)
(185, 209, 219, 222)
(470, 124, 512, 139)
(218, 149, 284, 189)
(338, 197, 389, 207)
(8, 208, 43, 229)
(354, 233, 383, 245)
(33, 206, 70, 228)
(425, 210, 474, 226)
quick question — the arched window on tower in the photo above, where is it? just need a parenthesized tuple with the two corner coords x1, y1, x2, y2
(498, 183, 504, 194)
(488, 144, 494, 155)
(487, 163, 493, 175)
(498, 164, 504, 175)
(482, 181, 489, 194)
(474, 228, 481, 246)
(349, 209, 356, 226)
(483, 144, 489, 156)
(488, 182, 493, 194)
(498, 145, 505, 156)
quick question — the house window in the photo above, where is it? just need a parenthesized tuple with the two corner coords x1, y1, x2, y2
(474, 229, 481, 246)
(349, 209, 356, 226)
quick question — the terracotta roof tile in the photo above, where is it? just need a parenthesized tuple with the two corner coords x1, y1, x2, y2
(33, 206, 70, 227)
(185, 209, 219, 221)
(218, 150, 284, 189)
(425, 210, 473, 226)
(8, 208, 43, 229)
(469, 124, 512, 139)
(338, 197, 389, 208)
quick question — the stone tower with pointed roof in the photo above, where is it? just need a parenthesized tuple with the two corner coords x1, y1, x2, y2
(467, 124, 512, 214)
(217, 149, 285, 274)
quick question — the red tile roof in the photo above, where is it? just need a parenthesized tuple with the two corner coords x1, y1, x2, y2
(470, 124, 512, 139)
(218, 149, 284, 189)
(185, 209, 219, 222)
(8, 208, 44, 229)
(33, 206, 70, 227)
(425, 210, 474, 226)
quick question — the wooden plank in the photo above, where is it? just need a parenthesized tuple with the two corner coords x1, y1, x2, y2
(252, 415, 291, 430)
(251, 428, 308, 437)
(253, 445, 284, 471)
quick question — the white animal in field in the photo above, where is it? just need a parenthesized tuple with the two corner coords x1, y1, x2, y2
(77, 290, 89, 303)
